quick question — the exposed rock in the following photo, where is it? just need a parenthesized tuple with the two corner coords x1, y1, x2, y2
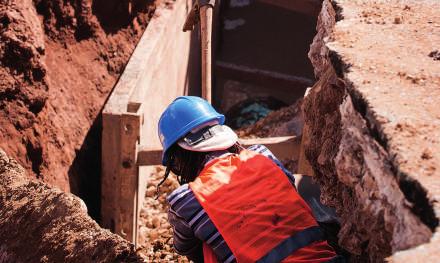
(0, 149, 143, 262)
(304, 0, 439, 261)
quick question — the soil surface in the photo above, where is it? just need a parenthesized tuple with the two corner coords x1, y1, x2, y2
(329, 0, 440, 194)
(0, 0, 156, 200)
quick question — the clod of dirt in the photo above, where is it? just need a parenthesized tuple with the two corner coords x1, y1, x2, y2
(428, 50, 440, 61)
(0, 149, 143, 262)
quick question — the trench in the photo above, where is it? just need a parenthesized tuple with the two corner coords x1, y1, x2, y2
(124, 0, 324, 260)
(2, 0, 437, 262)
(74, 0, 437, 261)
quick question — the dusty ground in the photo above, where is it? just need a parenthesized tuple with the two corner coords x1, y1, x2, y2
(0, 0, 156, 213)
(137, 166, 189, 262)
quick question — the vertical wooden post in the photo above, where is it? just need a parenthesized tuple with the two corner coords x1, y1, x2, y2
(200, 5, 213, 103)
(101, 113, 121, 234)
(118, 113, 140, 244)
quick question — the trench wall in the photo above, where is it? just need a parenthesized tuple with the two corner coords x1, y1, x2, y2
(0, 149, 142, 263)
(305, 0, 440, 262)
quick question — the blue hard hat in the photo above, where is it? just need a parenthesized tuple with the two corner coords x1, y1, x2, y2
(158, 96, 225, 165)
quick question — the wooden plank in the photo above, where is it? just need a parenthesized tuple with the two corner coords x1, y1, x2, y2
(257, 0, 321, 17)
(135, 0, 196, 151)
(137, 146, 163, 166)
(101, 113, 121, 233)
(239, 136, 301, 161)
(118, 113, 140, 243)
(215, 61, 314, 89)
(128, 0, 192, 112)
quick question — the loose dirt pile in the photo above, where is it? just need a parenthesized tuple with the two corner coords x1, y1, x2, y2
(137, 166, 189, 262)
(0, 149, 142, 262)
(235, 99, 304, 173)
(0, 0, 156, 202)
(236, 99, 304, 139)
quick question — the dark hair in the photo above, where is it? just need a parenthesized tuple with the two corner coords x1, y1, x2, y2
(156, 143, 242, 197)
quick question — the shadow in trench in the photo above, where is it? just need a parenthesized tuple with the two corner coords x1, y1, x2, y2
(68, 115, 102, 222)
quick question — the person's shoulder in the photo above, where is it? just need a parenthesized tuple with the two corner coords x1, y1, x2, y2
(167, 184, 192, 206)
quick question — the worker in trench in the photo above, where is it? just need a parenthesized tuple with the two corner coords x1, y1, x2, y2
(156, 96, 345, 262)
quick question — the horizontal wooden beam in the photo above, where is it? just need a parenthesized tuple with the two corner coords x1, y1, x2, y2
(239, 136, 300, 161)
(137, 145, 162, 166)
(215, 61, 314, 89)
(137, 135, 300, 166)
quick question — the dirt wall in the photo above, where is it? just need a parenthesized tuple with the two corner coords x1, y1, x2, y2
(305, 0, 440, 262)
(0, 0, 156, 219)
(0, 149, 142, 263)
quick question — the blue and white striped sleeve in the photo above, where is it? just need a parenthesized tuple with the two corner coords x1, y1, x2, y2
(167, 184, 236, 262)
(167, 185, 203, 262)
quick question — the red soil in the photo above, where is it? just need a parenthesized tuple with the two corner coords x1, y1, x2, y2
(0, 0, 156, 195)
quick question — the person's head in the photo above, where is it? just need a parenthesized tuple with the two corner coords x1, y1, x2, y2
(158, 96, 240, 185)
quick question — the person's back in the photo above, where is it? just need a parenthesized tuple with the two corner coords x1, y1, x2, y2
(190, 148, 336, 263)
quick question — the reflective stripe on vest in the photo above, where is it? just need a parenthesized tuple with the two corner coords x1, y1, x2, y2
(189, 150, 336, 263)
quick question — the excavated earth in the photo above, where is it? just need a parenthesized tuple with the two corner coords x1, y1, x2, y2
(0, 149, 143, 262)
(0, 0, 156, 215)
(305, 0, 440, 261)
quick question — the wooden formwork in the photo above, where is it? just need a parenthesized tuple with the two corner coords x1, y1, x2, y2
(101, 0, 198, 245)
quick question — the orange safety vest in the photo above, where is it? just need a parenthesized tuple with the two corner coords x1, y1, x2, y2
(189, 150, 336, 263)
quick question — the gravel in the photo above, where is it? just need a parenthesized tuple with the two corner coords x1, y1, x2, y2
(137, 166, 190, 262)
